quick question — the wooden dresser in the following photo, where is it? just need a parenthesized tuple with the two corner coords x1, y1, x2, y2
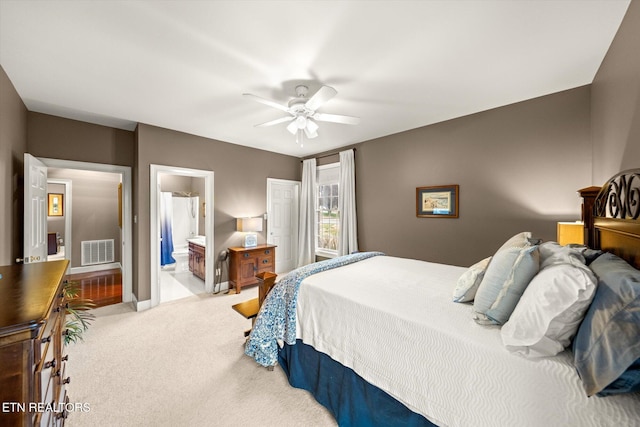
(228, 244, 276, 294)
(0, 260, 71, 426)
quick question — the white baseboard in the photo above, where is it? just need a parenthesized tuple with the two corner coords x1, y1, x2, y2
(215, 280, 230, 293)
(132, 293, 151, 312)
(69, 262, 122, 275)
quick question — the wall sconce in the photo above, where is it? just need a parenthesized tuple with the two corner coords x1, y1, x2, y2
(236, 217, 263, 248)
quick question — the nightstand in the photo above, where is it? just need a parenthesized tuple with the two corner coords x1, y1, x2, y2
(228, 244, 276, 294)
(557, 221, 584, 245)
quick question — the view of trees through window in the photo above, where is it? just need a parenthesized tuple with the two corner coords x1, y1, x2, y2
(317, 183, 339, 252)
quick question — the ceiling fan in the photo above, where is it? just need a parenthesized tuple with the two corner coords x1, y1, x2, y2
(243, 85, 360, 145)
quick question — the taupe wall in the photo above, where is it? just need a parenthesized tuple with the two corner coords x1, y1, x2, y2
(356, 87, 592, 267)
(135, 124, 300, 301)
(27, 112, 135, 168)
(0, 65, 27, 265)
(591, 0, 640, 184)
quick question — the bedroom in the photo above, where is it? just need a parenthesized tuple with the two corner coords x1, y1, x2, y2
(0, 1, 639, 426)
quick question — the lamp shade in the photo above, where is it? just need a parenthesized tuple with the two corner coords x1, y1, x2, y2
(236, 217, 263, 232)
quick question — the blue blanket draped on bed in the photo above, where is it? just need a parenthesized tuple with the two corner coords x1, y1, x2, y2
(244, 251, 384, 367)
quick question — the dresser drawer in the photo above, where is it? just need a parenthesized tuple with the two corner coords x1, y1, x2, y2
(36, 309, 61, 365)
(257, 256, 274, 270)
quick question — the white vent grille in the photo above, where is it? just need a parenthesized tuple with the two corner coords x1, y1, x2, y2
(81, 239, 115, 266)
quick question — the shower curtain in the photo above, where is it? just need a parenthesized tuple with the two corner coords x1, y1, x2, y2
(160, 192, 176, 266)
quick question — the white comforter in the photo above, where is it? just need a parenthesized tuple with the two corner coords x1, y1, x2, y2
(295, 256, 640, 427)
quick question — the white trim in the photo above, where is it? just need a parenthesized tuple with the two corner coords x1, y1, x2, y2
(69, 262, 122, 275)
(46, 178, 72, 273)
(39, 158, 133, 304)
(132, 293, 152, 311)
(150, 164, 214, 308)
(315, 249, 337, 259)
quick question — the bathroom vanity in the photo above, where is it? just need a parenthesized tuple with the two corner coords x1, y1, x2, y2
(188, 239, 206, 280)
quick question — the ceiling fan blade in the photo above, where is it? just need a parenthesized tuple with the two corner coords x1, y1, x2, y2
(255, 116, 294, 127)
(313, 112, 360, 125)
(304, 85, 337, 111)
(243, 93, 289, 112)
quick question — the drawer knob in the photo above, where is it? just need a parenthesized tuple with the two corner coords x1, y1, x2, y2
(41, 336, 51, 344)
(243, 253, 249, 258)
(262, 259, 269, 264)
(44, 359, 56, 369)
(265, 250, 270, 254)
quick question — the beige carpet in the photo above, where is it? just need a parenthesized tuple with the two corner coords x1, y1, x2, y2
(65, 286, 337, 427)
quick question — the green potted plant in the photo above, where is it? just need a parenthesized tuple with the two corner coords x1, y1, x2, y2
(63, 281, 96, 345)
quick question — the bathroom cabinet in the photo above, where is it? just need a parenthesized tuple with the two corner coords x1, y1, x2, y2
(228, 244, 276, 294)
(188, 242, 206, 280)
(0, 260, 71, 426)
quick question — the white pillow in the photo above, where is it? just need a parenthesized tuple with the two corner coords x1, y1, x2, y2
(474, 245, 539, 325)
(501, 263, 597, 358)
(453, 257, 491, 303)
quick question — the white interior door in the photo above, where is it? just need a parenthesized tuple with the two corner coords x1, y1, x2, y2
(24, 153, 48, 264)
(267, 178, 300, 274)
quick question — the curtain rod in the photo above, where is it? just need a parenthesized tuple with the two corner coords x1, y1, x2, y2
(301, 147, 356, 162)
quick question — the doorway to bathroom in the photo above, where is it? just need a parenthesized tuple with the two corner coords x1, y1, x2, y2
(159, 175, 204, 302)
(150, 165, 214, 307)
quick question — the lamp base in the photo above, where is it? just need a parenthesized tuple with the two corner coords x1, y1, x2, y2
(243, 233, 258, 248)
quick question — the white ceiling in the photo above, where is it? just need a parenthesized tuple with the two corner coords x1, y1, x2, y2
(0, 1, 630, 157)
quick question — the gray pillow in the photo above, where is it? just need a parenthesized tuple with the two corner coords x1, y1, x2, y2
(573, 252, 640, 396)
(474, 245, 539, 325)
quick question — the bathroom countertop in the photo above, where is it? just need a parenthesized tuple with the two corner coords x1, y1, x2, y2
(187, 236, 206, 247)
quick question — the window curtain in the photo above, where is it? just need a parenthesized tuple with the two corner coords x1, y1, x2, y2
(338, 149, 358, 256)
(297, 158, 317, 267)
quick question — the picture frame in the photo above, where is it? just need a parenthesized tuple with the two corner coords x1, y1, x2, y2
(416, 185, 459, 218)
(48, 193, 64, 216)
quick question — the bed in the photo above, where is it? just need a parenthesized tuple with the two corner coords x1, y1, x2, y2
(245, 169, 640, 427)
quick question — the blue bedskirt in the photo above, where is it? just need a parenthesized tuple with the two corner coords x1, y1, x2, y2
(278, 340, 436, 427)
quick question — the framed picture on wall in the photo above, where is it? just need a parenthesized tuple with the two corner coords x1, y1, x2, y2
(416, 185, 458, 218)
(48, 193, 63, 216)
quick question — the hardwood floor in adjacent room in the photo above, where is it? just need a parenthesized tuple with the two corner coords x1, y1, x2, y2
(65, 268, 122, 308)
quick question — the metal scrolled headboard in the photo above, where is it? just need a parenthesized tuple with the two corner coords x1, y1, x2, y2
(594, 169, 640, 220)
(580, 169, 640, 269)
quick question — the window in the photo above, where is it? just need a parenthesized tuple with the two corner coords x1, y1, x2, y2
(316, 163, 340, 256)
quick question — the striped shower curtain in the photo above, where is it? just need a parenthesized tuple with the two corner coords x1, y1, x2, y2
(160, 192, 175, 266)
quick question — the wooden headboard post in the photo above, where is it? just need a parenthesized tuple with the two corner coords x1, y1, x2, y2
(578, 186, 601, 248)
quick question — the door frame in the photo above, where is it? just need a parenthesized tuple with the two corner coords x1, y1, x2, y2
(150, 164, 214, 307)
(46, 178, 72, 269)
(39, 158, 133, 304)
(266, 178, 300, 274)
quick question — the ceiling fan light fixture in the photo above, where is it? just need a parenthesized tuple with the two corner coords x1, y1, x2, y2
(286, 120, 298, 135)
(296, 129, 304, 146)
(306, 118, 319, 135)
(295, 115, 307, 129)
(304, 126, 318, 139)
